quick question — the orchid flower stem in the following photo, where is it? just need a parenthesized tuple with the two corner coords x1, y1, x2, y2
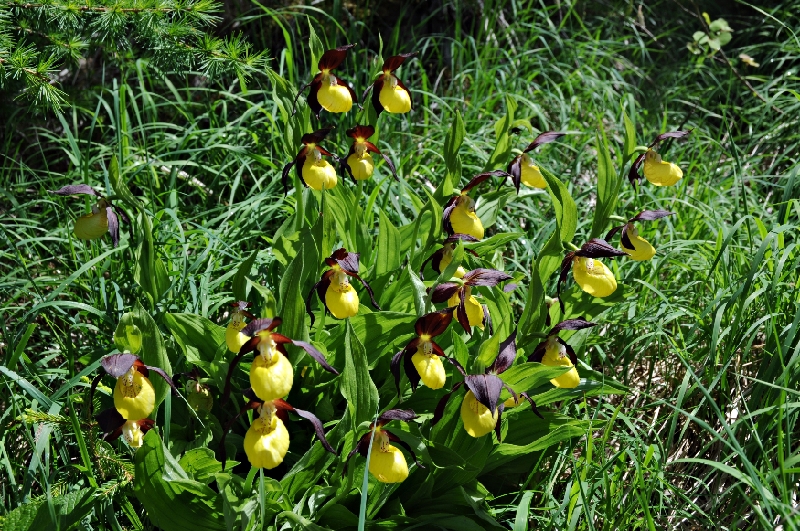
(566, 241, 580, 251)
(609, 214, 627, 222)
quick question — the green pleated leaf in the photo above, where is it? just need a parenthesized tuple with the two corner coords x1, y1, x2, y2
(376, 209, 401, 276)
(341, 320, 379, 427)
(589, 128, 621, 238)
(164, 312, 226, 366)
(133, 431, 225, 531)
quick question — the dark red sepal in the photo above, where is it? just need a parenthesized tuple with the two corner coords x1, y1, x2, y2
(318, 44, 356, 71)
(463, 268, 513, 287)
(487, 330, 517, 374)
(382, 52, 418, 72)
(48, 184, 99, 197)
(461, 170, 513, 194)
(521, 131, 567, 154)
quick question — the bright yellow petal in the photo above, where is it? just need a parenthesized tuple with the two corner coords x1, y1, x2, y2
(317, 82, 353, 113)
(244, 415, 291, 469)
(325, 282, 359, 319)
(449, 200, 484, 239)
(643, 150, 683, 186)
(347, 153, 374, 181)
(520, 156, 546, 188)
(460, 390, 497, 438)
(622, 233, 656, 261)
(73, 210, 108, 240)
(572, 257, 617, 298)
(540, 337, 581, 388)
(226, 320, 250, 353)
(302, 159, 338, 191)
(114, 371, 156, 421)
(250, 351, 294, 401)
(378, 83, 411, 113)
(411, 350, 446, 390)
(369, 444, 409, 483)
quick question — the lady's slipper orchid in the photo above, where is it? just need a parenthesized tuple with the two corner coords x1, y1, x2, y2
(506, 132, 566, 191)
(341, 125, 396, 182)
(295, 44, 357, 118)
(391, 309, 455, 393)
(558, 239, 628, 308)
(432, 331, 542, 439)
(220, 390, 336, 470)
(48, 185, 128, 247)
(605, 209, 676, 261)
(442, 171, 512, 239)
(363, 53, 417, 116)
(528, 318, 597, 389)
(226, 301, 255, 353)
(306, 248, 380, 324)
(419, 234, 479, 280)
(281, 128, 339, 194)
(430, 267, 512, 334)
(628, 130, 691, 187)
(221, 317, 338, 405)
(96, 407, 155, 449)
(89, 353, 176, 420)
(345, 409, 424, 483)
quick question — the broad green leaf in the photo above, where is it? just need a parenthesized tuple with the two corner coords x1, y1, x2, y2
(589, 129, 620, 238)
(500, 363, 571, 395)
(465, 232, 523, 256)
(324, 312, 416, 367)
(108, 153, 142, 210)
(164, 313, 226, 365)
(376, 209, 402, 276)
(407, 264, 427, 318)
(279, 249, 309, 350)
(443, 110, 465, 182)
(475, 188, 516, 230)
(232, 249, 258, 301)
(308, 20, 325, 70)
(341, 320, 379, 427)
(540, 166, 577, 244)
(622, 109, 636, 161)
(134, 431, 225, 531)
(134, 212, 165, 306)
(179, 448, 224, 484)
(483, 96, 517, 171)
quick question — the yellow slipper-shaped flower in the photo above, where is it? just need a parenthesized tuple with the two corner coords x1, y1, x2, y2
(302, 157, 338, 191)
(572, 256, 617, 298)
(317, 79, 353, 113)
(113, 367, 156, 421)
(74, 204, 109, 240)
(244, 406, 291, 469)
(461, 390, 498, 438)
(346, 152, 374, 181)
(250, 334, 294, 401)
(411, 348, 446, 390)
(643, 149, 683, 186)
(541, 336, 580, 388)
(369, 432, 410, 483)
(449, 195, 484, 239)
(519, 154, 546, 189)
(622, 228, 656, 261)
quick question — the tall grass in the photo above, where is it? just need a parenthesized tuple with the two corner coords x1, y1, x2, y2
(1, 0, 798, 529)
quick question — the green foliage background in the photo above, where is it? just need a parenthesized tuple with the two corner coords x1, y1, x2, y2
(1, 0, 799, 530)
